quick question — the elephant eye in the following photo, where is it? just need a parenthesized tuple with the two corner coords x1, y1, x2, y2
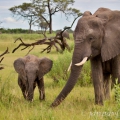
(89, 37, 94, 41)
(89, 37, 93, 40)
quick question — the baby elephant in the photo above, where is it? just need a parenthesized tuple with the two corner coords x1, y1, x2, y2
(13, 55, 53, 101)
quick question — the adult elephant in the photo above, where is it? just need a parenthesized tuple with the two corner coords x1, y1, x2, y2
(51, 7, 120, 107)
(14, 55, 53, 101)
(56, 30, 70, 40)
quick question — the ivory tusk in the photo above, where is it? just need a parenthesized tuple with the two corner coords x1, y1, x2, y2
(75, 57, 88, 66)
(25, 91, 28, 97)
(40, 91, 44, 99)
(67, 61, 72, 72)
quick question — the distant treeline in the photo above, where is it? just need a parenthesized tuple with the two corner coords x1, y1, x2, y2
(0, 28, 73, 34)
(0, 28, 34, 34)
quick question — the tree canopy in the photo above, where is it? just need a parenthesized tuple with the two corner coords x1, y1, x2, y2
(9, 3, 37, 33)
(9, 0, 82, 33)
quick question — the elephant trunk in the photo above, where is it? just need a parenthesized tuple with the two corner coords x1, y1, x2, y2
(27, 87, 34, 101)
(26, 76, 35, 101)
(51, 43, 89, 107)
(51, 66, 82, 107)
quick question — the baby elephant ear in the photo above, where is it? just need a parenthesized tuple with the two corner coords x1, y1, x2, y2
(13, 58, 26, 80)
(38, 57, 53, 79)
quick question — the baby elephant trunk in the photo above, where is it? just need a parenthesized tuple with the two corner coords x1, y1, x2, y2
(26, 76, 35, 101)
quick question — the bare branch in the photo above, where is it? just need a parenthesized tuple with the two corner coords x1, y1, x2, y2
(12, 13, 81, 54)
(12, 33, 70, 54)
(0, 47, 9, 57)
(0, 67, 4, 70)
(26, 46, 35, 55)
(12, 38, 40, 53)
(0, 48, 9, 70)
(0, 57, 4, 63)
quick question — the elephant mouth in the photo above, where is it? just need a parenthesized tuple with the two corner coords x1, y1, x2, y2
(75, 55, 92, 66)
(75, 57, 88, 66)
(67, 57, 90, 71)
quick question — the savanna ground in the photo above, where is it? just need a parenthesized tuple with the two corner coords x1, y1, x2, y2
(0, 33, 120, 120)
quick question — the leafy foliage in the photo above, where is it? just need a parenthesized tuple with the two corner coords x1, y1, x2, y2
(9, 3, 38, 33)
(48, 50, 92, 86)
(9, 0, 82, 33)
(114, 79, 120, 109)
(48, 50, 72, 81)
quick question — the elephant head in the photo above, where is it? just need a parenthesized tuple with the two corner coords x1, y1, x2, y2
(14, 55, 53, 101)
(56, 30, 70, 40)
(51, 7, 120, 107)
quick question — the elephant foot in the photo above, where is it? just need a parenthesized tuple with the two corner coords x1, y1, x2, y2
(39, 98, 45, 101)
(104, 95, 110, 100)
(39, 96, 45, 101)
(26, 97, 33, 102)
(95, 100, 104, 106)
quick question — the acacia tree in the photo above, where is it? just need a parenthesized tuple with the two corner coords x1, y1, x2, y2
(34, 18, 49, 34)
(32, 0, 81, 33)
(9, 0, 81, 34)
(9, 3, 37, 33)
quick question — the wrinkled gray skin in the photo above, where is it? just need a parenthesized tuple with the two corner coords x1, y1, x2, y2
(14, 55, 53, 101)
(51, 7, 120, 107)
(56, 30, 70, 39)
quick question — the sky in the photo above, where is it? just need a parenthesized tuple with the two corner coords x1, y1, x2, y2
(0, 0, 120, 31)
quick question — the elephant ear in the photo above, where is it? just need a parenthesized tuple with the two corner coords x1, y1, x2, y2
(13, 58, 26, 80)
(95, 8, 120, 62)
(83, 11, 92, 16)
(38, 57, 53, 79)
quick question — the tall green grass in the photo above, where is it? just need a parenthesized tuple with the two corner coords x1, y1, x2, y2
(0, 33, 56, 41)
(114, 79, 120, 114)
(0, 34, 119, 120)
(48, 50, 92, 86)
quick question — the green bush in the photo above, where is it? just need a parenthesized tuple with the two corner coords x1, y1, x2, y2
(0, 75, 15, 106)
(48, 50, 72, 82)
(77, 61, 92, 86)
(48, 50, 92, 86)
(114, 79, 120, 108)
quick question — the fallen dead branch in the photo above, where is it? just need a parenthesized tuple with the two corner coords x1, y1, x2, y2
(12, 15, 81, 54)
(12, 33, 70, 55)
(0, 47, 9, 70)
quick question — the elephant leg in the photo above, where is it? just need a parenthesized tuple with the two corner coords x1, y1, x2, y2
(18, 77, 27, 99)
(91, 56, 104, 105)
(37, 77, 45, 100)
(103, 73, 111, 100)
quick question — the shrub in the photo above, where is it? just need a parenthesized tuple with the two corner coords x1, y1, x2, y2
(48, 50, 92, 86)
(77, 61, 92, 86)
(114, 79, 120, 108)
(48, 50, 72, 82)
(0, 73, 17, 107)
